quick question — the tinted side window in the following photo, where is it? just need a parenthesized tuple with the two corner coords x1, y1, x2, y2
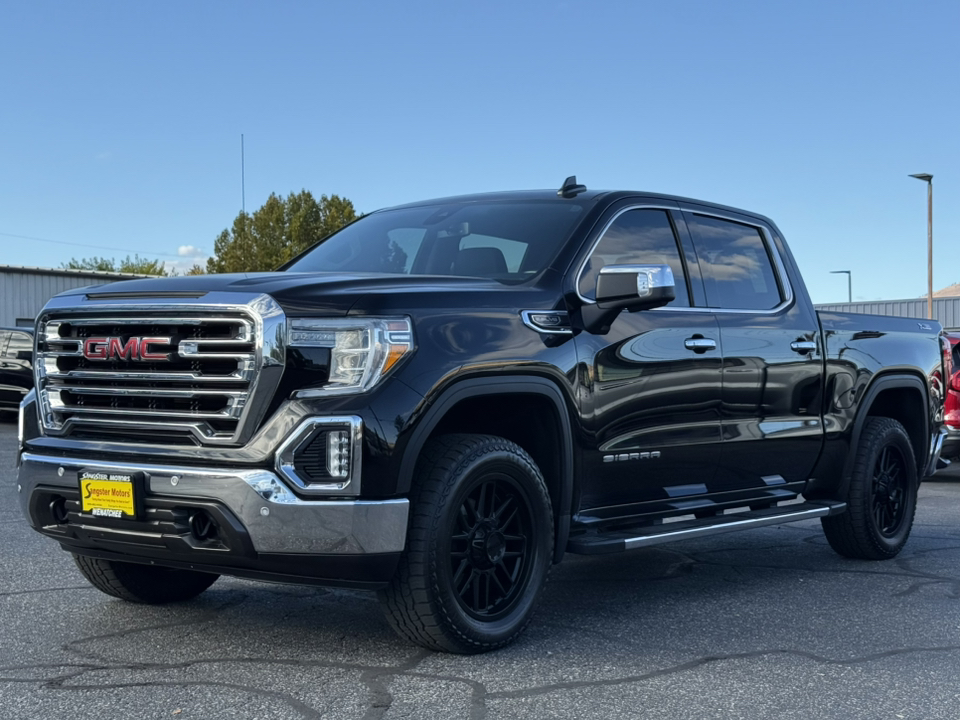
(579, 209, 690, 307)
(687, 214, 782, 310)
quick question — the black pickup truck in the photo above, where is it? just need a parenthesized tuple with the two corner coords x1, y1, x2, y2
(16, 178, 948, 653)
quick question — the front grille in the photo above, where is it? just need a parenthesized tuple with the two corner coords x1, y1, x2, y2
(35, 298, 285, 446)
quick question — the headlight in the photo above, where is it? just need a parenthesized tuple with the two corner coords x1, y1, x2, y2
(287, 317, 414, 395)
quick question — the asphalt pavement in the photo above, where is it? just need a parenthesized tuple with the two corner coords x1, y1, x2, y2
(2, 415, 960, 719)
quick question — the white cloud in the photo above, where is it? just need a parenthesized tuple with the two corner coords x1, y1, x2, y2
(177, 245, 204, 258)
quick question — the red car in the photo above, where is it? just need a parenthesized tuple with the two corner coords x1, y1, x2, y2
(944, 332, 960, 460)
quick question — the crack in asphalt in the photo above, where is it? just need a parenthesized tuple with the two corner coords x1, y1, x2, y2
(59, 591, 253, 665)
(358, 650, 432, 720)
(0, 653, 435, 720)
(2, 673, 328, 720)
(892, 546, 960, 598)
(482, 644, 960, 702)
(10, 543, 960, 718)
(7, 642, 960, 718)
(5, 540, 960, 719)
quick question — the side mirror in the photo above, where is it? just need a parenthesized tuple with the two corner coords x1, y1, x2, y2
(580, 264, 676, 335)
(596, 264, 676, 310)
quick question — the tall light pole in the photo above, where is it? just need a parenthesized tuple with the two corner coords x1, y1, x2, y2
(830, 270, 852, 303)
(909, 173, 934, 320)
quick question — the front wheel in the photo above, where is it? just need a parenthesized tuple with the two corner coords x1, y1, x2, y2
(821, 417, 918, 560)
(73, 555, 219, 603)
(379, 434, 554, 654)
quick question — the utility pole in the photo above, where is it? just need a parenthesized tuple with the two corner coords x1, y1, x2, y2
(909, 173, 934, 320)
(241, 134, 245, 214)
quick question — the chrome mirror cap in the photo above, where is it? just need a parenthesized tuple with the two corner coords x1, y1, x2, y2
(596, 264, 676, 310)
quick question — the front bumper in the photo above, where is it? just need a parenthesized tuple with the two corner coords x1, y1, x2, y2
(18, 453, 409, 588)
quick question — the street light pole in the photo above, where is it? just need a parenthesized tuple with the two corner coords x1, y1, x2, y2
(909, 173, 934, 320)
(830, 270, 852, 303)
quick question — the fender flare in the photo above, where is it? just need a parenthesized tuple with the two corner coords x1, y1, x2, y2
(839, 373, 929, 497)
(397, 376, 575, 564)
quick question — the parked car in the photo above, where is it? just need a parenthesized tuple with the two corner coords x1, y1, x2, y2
(16, 180, 947, 653)
(0, 327, 33, 414)
(942, 332, 960, 460)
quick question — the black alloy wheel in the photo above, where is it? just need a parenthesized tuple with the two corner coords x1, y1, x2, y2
(379, 434, 553, 654)
(448, 474, 533, 621)
(871, 444, 909, 538)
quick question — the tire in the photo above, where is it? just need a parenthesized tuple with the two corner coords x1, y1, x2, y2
(73, 554, 219, 604)
(379, 434, 554, 654)
(821, 417, 918, 560)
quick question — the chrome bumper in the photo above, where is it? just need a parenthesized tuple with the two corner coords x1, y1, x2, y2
(17, 453, 409, 555)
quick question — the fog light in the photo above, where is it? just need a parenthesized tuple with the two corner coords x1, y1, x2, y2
(275, 416, 363, 495)
(326, 430, 350, 478)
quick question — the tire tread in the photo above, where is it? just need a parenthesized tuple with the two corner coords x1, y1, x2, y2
(73, 554, 218, 604)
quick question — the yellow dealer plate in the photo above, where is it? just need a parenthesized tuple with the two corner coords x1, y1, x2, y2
(79, 470, 139, 519)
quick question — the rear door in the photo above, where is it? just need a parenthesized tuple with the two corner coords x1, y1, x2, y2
(573, 202, 724, 515)
(680, 206, 824, 496)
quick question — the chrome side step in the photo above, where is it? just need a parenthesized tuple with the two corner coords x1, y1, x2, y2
(566, 501, 847, 555)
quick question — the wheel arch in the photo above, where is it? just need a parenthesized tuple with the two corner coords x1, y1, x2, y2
(842, 373, 929, 495)
(397, 376, 575, 564)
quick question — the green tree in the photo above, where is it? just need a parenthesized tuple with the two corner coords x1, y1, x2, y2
(62, 254, 172, 276)
(206, 190, 359, 273)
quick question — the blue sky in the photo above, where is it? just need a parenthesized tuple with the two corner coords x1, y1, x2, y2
(1, 0, 957, 303)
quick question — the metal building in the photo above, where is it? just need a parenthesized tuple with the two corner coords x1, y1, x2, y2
(0, 265, 150, 328)
(814, 296, 960, 330)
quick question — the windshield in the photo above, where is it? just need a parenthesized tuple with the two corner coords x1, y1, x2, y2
(286, 201, 586, 281)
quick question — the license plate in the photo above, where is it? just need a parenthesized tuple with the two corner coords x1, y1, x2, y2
(78, 470, 142, 520)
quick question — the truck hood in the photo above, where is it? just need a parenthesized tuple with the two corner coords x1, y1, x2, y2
(57, 272, 516, 316)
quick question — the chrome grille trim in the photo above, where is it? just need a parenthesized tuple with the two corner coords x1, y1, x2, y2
(34, 292, 286, 447)
(41, 358, 257, 383)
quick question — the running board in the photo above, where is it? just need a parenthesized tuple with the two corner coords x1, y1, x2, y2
(566, 501, 847, 555)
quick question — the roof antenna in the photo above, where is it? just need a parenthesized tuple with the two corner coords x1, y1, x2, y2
(558, 175, 587, 198)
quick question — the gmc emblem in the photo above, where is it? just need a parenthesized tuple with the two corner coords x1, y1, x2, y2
(82, 336, 173, 362)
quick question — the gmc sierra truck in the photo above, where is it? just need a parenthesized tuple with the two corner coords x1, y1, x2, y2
(16, 178, 948, 653)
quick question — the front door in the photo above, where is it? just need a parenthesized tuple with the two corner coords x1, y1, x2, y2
(573, 204, 724, 514)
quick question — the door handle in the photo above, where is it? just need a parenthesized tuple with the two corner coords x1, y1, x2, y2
(684, 337, 717, 353)
(790, 340, 817, 354)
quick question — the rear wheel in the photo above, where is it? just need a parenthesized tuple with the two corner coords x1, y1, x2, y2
(821, 417, 918, 560)
(379, 434, 553, 654)
(73, 555, 219, 603)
